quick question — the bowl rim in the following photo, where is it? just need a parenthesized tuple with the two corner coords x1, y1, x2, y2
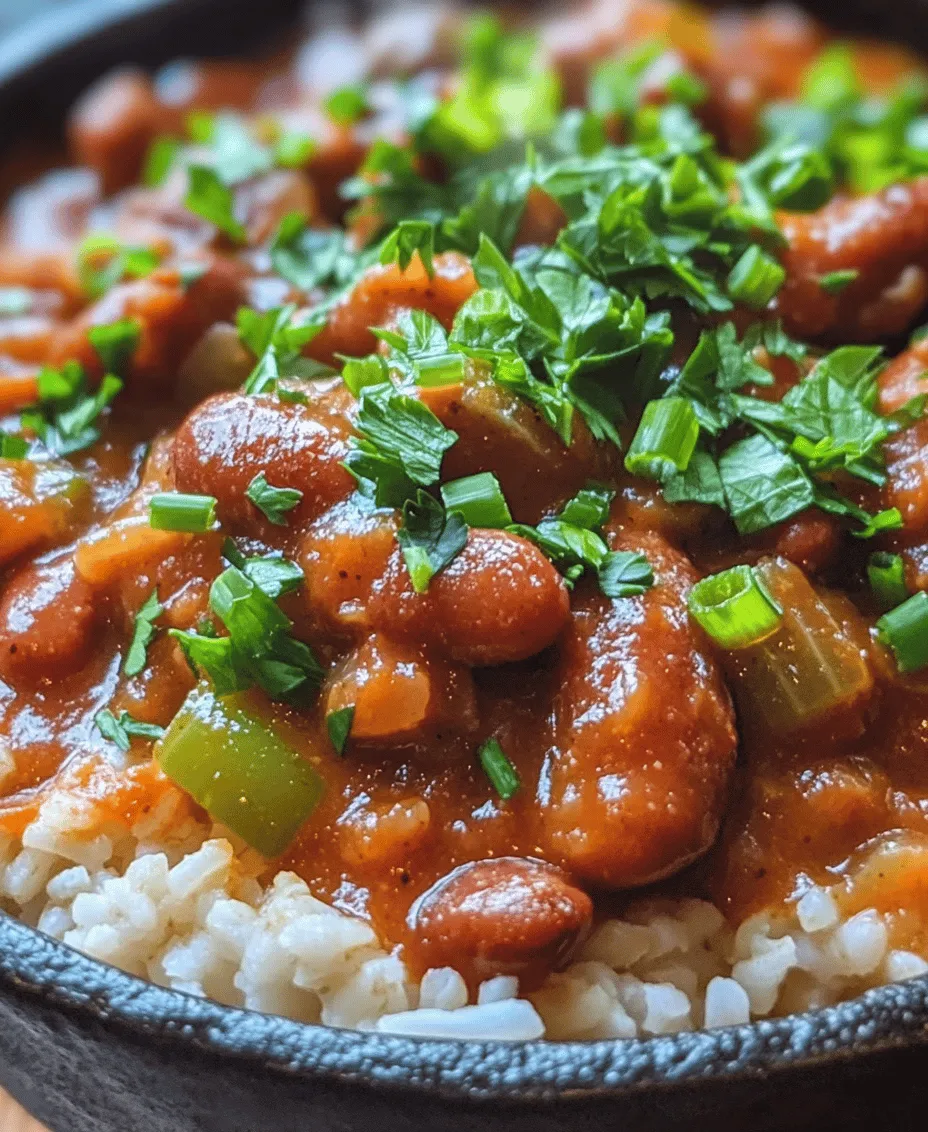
(2, 0, 928, 1105)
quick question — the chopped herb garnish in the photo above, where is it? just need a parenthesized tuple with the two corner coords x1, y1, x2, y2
(868, 551, 909, 611)
(379, 219, 436, 276)
(688, 564, 784, 649)
(96, 709, 165, 752)
(819, 268, 859, 294)
(171, 561, 322, 703)
(76, 235, 159, 299)
(478, 736, 521, 800)
(185, 164, 247, 242)
(245, 472, 303, 526)
(270, 213, 355, 292)
(324, 84, 370, 125)
(727, 246, 786, 309)
(440, 472, 512, 528)
(143, 136, 180, 186)
(599, 551, 654, 599)
(625, 398, 700, 480)
(877, 591, 928, 674)
(20, 362, 122, 456)
(149, 492, 217, 533)
(344, 382, 458, 507)
(124, 589, 164, 678)
(87, 318, 141, 375)
(274, 129, 316, 168)
(326, 705, 355, 755)
(396, 490, 469, 593)
(0, 434, 28, 459)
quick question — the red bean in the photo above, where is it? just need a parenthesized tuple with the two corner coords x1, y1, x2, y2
(68, 69, 162, 193)
(777, 178, 928, 341)
(172, 390, 355, 533)
(0, 557, 97, 683)
(541, 530, 737, 888)
(408, 857, 592, 989)
(307, 252, 478, 365)
(371, 528, 571, 666)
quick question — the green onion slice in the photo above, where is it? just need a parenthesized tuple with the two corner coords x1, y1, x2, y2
(624, 398, 700, 481)
(867, 551, 908, 612)
(149, 492, 217, 533)
(158, 684, 324, 856)
(727, 246, 786, 309)
(688, 563, 784, 649)
(478, 737, 521, 801)
(415, 351, 467, 387)
(877, 591, 928, 674)
(441, 472, 512, 528)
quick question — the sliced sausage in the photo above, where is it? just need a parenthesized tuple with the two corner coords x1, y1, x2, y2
(542, 530, 737, 888)
(408, 857, 593, 989)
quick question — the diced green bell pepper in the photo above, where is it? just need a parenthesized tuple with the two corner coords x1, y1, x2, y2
(158, 684, 324, 856)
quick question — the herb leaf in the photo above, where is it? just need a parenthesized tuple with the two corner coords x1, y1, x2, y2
(396, 490, 469, 592)
(599, 551, 655, 598)
(185, 165, 246, 242)
(124, 590, 164, 678)
(245, 472, 303, 526)
(96, 709, 165, 752)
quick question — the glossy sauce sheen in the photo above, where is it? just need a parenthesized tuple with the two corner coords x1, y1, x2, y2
(0, 0, 927, 991)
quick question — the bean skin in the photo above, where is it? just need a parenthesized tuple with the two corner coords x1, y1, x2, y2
(371, 528, 571, 666)
(541, 530, 737, 888)
(0, 557, 97, 684)
(307, 251, 477, 365)
(776, 178, 928, 341)
(67, 69, 161, 193)
(172, 390, 355, 534)
(408, 857, 593, 990)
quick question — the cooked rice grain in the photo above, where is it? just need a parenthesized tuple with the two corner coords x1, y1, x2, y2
(0, 778, 921, 1040)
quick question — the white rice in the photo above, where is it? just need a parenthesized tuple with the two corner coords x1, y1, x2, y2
(1, 770, 921, 1041)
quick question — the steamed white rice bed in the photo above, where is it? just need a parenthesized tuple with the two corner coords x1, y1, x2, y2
(2, 775, 923, 1041)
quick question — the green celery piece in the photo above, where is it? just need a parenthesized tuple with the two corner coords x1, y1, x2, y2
(158, 684, 324, 856)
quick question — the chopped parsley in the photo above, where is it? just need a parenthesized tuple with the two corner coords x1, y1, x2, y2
(96, 709, 165, 752)
(245, 472, 303, 526)
(344, 382, 458, 507)
(396, 490, 469, 593)
(124, 590, 164, 678)
(511, 482, 654, 598)
(185, 165, 246, 242)
(324, 84, 370, 126)
(87, 318, 141, 374)
(76, 235, 159, 299)
(20, 361, 122, 457)
(171, 555, 322, 704)
(326, 705, 356, 755)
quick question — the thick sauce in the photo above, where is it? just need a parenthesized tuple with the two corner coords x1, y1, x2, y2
(0, 0, 927, 991)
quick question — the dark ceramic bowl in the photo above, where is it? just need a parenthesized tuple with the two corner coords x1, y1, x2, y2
(2, 2, 928, 1129)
